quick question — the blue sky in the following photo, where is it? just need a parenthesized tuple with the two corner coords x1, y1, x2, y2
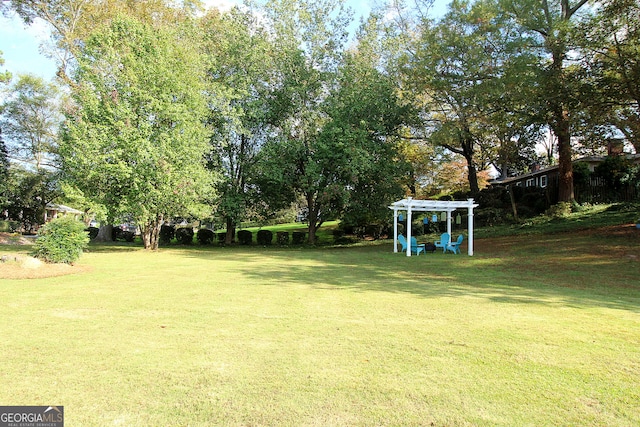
(0, 0, 450, 82)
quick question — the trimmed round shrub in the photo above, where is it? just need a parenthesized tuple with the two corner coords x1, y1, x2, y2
(292, 231, 306, 244)
(276, 231, 289, 245)
(175, 227, 194, 245)
(333, 229, 356, 245)
(237, 229, 253, 245)
(197, 229, 215, 245)
(257, 229, 273, 245)
(111, 226, 123, 241)
(159, 224, 175, 245)
(86, 226, 99, 240)
(33, 216, 89, 264)
(121, 231, 135, 242)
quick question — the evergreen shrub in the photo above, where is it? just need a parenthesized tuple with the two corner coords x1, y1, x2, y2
(292, 231, 305, 244)
(86, 226, 99, 240)
(175, 227, 194, 245)
(197, 229, 215, 245)
(111, 226, 122, 241)
(276, 231, 289, 245)
(237, 230, 252, 245)
(33, 216, 89, 264)
(159, 224, 175, 245)
(257, 230, 273, 245)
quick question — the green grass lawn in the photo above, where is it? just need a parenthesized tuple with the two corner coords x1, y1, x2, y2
(1, 216, 639, 426)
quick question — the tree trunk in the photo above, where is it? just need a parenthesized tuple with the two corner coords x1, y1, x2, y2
(555, 111, 574, 203)
(306, 195, 321, 245)
(94, 224, 114, 242)
(225, 216, 235, 245)
(466, 157, 480, 196)
(460, 126, 479, 196)
(508, 184, 518, 222)
(141, 215, 162, 250)
(548, 40, 574, 203)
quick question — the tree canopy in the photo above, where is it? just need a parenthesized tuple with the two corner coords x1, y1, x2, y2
(2, 0, 639, 239)
(60, 16, 213, 249)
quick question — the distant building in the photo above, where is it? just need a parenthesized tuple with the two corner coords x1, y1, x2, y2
(490, 155, 640, 189)
(44, 203, 83, 222)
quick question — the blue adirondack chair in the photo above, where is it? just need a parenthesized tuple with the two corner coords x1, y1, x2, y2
(434, 232, 450, 253)
(446, 234, 464, 254)
(397, 235, 426, 255)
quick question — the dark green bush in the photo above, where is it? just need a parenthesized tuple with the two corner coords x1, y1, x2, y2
(197, 229, 215, 245)
(546, 201, 572, 218)
(474, 207, 509, 227)
(111, 226, 122, 241)
(292, 231, 306, 244)
(333, 229, 357, 245)
(276, 231, 289, 245)
(217, 232, 226, 244)
(111, 227, 135, 242)
(175, 227, 194, 245)
(0, 220, 20, 232)
(33, 216, 89, 264)
(86, 226, 99, 240)
(364, 224, 383, 239)
(257, 229, 273, 245)
(159, 224, 175, 245)
(237, 230, 252, 245)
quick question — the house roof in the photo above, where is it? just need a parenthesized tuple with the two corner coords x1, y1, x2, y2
(492, 154, 640, 185)
(45, 203, 83, 215)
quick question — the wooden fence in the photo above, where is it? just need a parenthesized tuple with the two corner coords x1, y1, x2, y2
(545, 175, 639, 204)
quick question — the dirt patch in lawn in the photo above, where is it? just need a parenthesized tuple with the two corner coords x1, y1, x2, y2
(0, 255, 92, 279)
(0, 232, 34, 245)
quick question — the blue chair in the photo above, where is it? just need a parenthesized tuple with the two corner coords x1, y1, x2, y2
(446, 234, 464, 254)
(397, 235, 426, 255)
(434, 233, 450, 253)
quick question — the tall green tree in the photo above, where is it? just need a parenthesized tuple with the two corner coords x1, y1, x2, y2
(0, 74, 61, 171)
(252, 0, 353, 244)
(577, 0, 640, 153)
(61, 16, 213, 249)
(0, 51, 11, 214)
(0, 74, 62, 225)
(256, 5, 412, 241)
(200, 8, 275, 244)
(0, 129, 9, 215)
(498, 0, 593, 202)
(6, 0, 205, 84)
(403, 0, 511, 195)
(324, 51, 412, 228)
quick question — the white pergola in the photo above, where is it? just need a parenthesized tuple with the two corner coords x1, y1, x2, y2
(389, 198, 479, 256)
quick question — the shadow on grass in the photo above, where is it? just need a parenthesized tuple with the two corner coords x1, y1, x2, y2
(169, 237, 640, 313)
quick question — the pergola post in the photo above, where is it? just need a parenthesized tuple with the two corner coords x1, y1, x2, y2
(406, 199, 413, 257)
(393, 208, 398, 253)
(467, 198, 474, 256)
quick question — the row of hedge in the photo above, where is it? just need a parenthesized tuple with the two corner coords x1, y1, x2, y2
(159, 226, 310, 246)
